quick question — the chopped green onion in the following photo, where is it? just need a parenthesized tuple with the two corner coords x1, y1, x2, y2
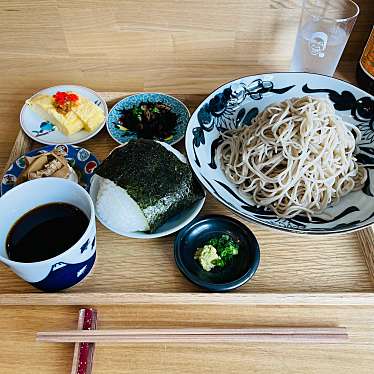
(207, 234, 239, 267)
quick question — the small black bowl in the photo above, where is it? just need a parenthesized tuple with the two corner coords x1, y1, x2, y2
(174, 215, 260, 292)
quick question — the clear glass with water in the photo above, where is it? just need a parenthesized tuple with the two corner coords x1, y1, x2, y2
(291, 0, 359, 76)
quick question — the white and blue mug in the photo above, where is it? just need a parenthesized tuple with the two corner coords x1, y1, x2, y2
(0, 178, 96, 291)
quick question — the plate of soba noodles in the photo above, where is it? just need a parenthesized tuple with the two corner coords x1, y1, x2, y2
(185, 72, 374, 234)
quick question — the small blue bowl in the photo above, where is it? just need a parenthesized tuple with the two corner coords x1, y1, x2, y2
(174, 215, 260, 292)
(107, 93, 190, 146)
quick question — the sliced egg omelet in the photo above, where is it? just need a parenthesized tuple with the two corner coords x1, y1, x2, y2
(26, 92, 105, 136)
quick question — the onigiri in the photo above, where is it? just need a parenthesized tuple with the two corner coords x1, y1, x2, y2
(94, 139, 204, 233)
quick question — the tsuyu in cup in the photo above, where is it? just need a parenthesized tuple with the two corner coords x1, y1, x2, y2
(0, 178, 96, 291)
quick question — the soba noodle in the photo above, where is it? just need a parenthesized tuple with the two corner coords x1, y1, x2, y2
(218, 96, 367, 219)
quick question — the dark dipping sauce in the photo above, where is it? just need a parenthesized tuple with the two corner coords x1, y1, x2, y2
(6, 202, 89, 263)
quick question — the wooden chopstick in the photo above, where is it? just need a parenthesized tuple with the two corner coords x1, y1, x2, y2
(37, 327, 348, 344)
(70, 309, 85, 374)
(40, 327, 347, 336)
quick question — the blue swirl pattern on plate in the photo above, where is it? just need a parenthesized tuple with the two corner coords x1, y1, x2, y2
(1, 144, 99, 195)
(185, 73, 374, 234)
(107, 93, 190, 145)
(20, 85, 108, 146)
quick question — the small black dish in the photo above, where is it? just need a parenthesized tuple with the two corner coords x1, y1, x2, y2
(174, 214, 260, 292)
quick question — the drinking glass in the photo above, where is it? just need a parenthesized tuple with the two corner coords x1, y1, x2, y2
(290, 0, 359, 76)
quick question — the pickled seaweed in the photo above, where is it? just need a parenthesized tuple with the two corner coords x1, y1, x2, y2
(95, 139, 204, 232)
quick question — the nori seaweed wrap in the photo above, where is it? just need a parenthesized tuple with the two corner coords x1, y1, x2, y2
(94, 139, 205, 232)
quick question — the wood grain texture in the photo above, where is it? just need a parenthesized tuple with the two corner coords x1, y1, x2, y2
(2, 292, 374, 306)
(0, 91, 373, 302)
(357, 227, 374, 283)
(1, 305, 374, 374)
(0, 0, 372, 170)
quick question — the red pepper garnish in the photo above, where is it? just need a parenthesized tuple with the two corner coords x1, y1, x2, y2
(67, 93, 79, 102)
(53, 91, 66, 105)
(53, 91, 79, 105)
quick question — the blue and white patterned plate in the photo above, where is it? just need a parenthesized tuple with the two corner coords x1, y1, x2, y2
(1, 144, 100, 196)
(20, 85, 108, 145)
(185, 72, 374, 235)
(107, 93, 190, 145)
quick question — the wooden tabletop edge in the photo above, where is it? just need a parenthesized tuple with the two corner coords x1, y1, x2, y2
(1, 292, 374, 306)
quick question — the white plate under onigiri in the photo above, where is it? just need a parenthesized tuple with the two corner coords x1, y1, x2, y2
(89, 143, 206, 239)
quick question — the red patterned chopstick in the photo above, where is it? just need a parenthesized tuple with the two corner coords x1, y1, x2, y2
(71, 308, 97, 374)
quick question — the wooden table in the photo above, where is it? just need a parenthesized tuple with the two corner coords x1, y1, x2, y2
(0, 1, 373, 373)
